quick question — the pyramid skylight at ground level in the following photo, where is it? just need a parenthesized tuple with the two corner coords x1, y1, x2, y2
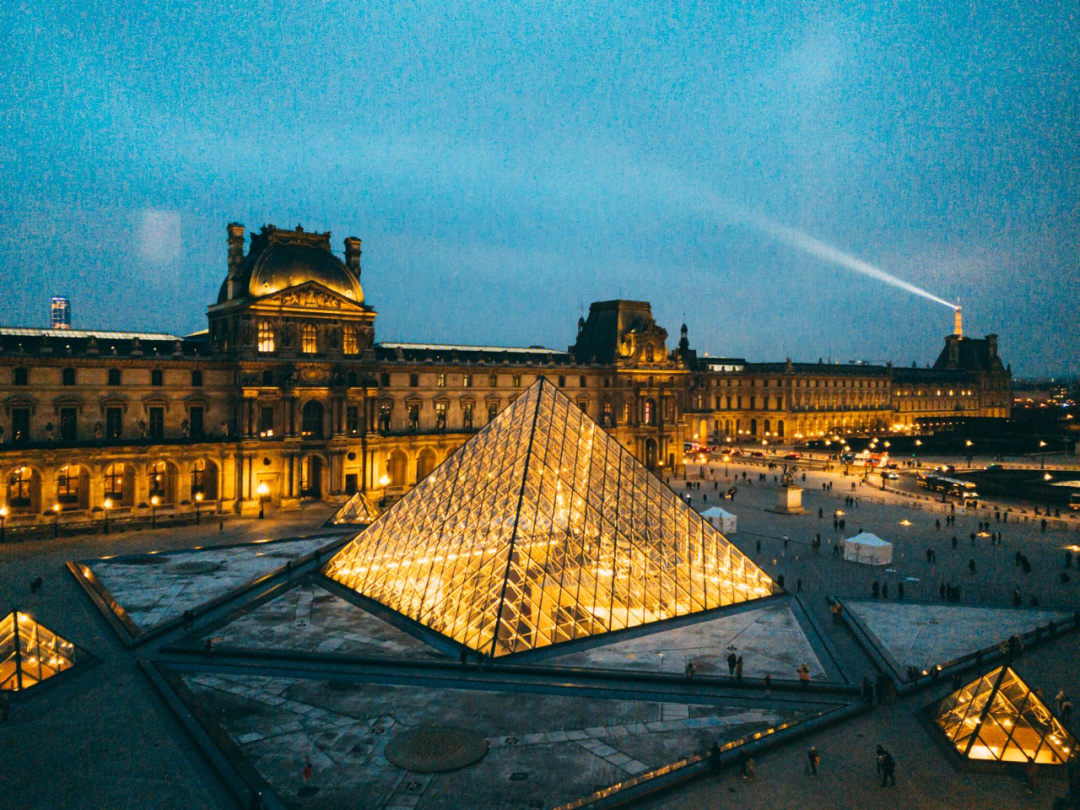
(327, 492, 381, 526)
(0, 611, 83, 691)
(934, 666, 1075, 765)
(326, 378, 776, 657)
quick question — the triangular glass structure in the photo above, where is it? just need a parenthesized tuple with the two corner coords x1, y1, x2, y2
(934, 666, 1076, 764)
(0, 611, 84, 691)
(326, 492, 380, 526)
(325, 378, 776, 657)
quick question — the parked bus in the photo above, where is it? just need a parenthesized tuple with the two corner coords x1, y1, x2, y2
(917, 472, 979, 505)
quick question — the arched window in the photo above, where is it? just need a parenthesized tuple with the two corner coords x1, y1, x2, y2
(387, 450, 407, 487)
(416, 448, 436, 482)
(644, 343, 654, 363)
(104, 463, 125, 501)
(301, 401, 324, 438)
(8, 466, 35, 508)
(257, 321, 276, 353)
(301, 324, 318, 354)
(56, 465, 82, 506)
(342, 326, 359, 355)
(750, 418, 757, 436)
(148, 461, 167, 499)
(764, 419, 771, 435)
(777, 420, 785, 437)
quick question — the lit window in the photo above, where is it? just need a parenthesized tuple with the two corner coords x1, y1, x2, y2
(343, 326, 358, 355)
(257, 321, 276, 353)
(513, 375, 521, 388)
(463, 373, 472, 388)
(301, 324, 318, 354)
(437, 373, 446, 387)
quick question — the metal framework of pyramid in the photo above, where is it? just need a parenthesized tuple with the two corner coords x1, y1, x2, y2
(326, 491, 381, 526)
(934, 666, 1076, 764)
(0, 611, 84, 691)
(325, 378, 776, 657)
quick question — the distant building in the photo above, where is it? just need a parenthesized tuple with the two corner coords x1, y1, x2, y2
(0, 222, 1010, 527)
(50, 296, 71, 330)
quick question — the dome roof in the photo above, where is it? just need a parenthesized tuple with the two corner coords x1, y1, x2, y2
(247, 243, 363, 302)
(217, 225, 364, 305)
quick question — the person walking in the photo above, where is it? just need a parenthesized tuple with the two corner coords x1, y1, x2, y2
(969, 559, 976, 575)
(806, 746, 820, 777)
(727, 651, 738, 677)
(881, 751, 896, 786)
(875, 745, 887, 777)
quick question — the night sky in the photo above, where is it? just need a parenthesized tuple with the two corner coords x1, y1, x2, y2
(3, 2, 1078, 375)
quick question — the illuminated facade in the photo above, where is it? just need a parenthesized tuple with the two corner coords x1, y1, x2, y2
(0, 222, 1010, 528)
(325, 378, 775, 656)
(0, 611, 83, 691)
(934, 666, 1075, 765)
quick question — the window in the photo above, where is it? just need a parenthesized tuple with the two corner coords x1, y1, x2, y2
(262, 369, 274, 386)
(259, 406, 275, 438)
(104, 463, 124, 501)
(489, 373, 497, 387)
(59, 407, 77, 442)
(512, 375, 521, 387)
(301, 324, 318, 354)
(409, 373, 419, 387)
(301, 401, 324, 438)
(151, 369, 163, 387)
(437, 373, 446, 387)
(108, 368, 121, 386)
(342, 326, 359, 355)
(558, 375, 566, 387)
(644, 343, 654, 362)
(189, 406, 204, 439)
(191, 370, 203, 387)
(408, 403, 420, 431)
(148, 461, 167, 499)
(346, 405, 360, 435)
(106, 407, 122, 440)
(257, 321, 276, 353)
(11, 408, 30, 444)
(435, 402, 447, 431)
(463, 373, 472, 388)
(579, 376, 586, 387)
(380, 372, 390, 387)
(13, 368, 28, 386)
(190, 459, 207, 497)
(148, 407, 165, 441)
(643, 399, 655, 426)
(378, 403, 391, 432)
(56, 465, 80, 505)
(602, 401, 613, 426)
(487, 403, 498, 423)
(462, 402, 474, 430)
(8, 466, 33, 506)
(749, 395, 756, 410)
(62, 368, 76, 386)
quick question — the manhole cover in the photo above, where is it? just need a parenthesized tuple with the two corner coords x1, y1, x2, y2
(385, 726, 488, 772)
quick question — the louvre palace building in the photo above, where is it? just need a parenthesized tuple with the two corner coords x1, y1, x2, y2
(0, 223, 1010, 528)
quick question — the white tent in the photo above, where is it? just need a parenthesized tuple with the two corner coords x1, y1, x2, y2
(701, 506, 737, 534)
(842, 532, 893, 566)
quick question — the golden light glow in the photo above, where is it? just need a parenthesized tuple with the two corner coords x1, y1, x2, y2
(150, 495, 160, 507)
(256, 482, 270, 497)
(103, 498, 113, 510)
(195, 492, 204, 503)
(326, 379, 776, 658)
(52, 503, 61, 513)
(0, 611, 80, 692)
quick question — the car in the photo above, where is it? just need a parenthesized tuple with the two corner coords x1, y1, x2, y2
(986, 463, 1002, 471)
(884, 462, 899, 469)
(882, 471, 899, 480)
(783, 452, 802, 460)
(750, 450, 765, 458)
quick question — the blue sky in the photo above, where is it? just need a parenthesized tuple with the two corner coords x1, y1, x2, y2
(2, 1, 1077, 375)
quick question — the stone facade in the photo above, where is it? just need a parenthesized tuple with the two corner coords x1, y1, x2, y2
(0, 223, 1011, 527)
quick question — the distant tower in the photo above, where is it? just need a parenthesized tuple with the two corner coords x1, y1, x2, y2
(953, 305, 962, 338)
(50, 296, 71, 330)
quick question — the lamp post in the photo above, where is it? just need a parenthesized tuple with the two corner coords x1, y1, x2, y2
(103, 498, 112, 534)
(195, 491, 204, 524)
(1039, 440, 1047, 470)
(965, 439, 973, 468)
(150, 495, 160, 529)
(0, 505, 7, 543)
(257, 482, 269, 519)
(52, 502, 61, 538)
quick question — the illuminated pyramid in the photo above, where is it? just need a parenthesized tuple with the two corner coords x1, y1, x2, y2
(326, 491, 381, 526)
(934, 666, 1076, 764)
(325, 378, 776, 657)
(0, 611, 84, 692)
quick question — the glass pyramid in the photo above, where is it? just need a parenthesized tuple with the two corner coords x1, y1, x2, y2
(934, 666, 1076, 764)
(327, 491, 381, 526)
(0, 611, 83, 691)
(325, 378, 776, 657)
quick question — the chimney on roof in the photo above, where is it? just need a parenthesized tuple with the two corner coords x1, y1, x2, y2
(344, 237, 362, 279)
(226, 222, 245, 300)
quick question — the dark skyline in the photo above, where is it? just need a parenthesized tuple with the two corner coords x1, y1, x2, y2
(2, 2, 1078, 375)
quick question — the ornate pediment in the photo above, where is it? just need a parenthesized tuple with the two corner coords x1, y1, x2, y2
(251, 282, 372, 316)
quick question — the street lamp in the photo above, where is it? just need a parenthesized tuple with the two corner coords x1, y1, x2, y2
(965, 439, 973, 468)
(378, 474, 390, 488)
(1039, 440, 1048, 469)
(103, 498, 113, 534)
(256, 482, 269, 519)
(52, 502, 61, 538)
(0, 504, 7, 543)
(150, 495, 160, 529)
(195, 491, 204, 524)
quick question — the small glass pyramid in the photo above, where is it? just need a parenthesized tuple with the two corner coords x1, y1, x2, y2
(325, 378, 776, 657)
(935, 666, 1075, 764)
(0, 611, 83, 691)
(327, 491, 381, 526)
